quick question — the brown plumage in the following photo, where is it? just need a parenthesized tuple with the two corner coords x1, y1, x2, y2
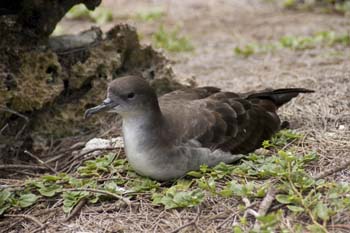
(85, 75, 313, 180)
(159, 85, 312, 154)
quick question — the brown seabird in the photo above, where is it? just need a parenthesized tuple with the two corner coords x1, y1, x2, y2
(85, 75, 313, 180)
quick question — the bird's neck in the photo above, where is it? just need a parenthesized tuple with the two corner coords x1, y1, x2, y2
(122, 108, 169, 150)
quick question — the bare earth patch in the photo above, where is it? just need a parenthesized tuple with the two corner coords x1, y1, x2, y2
(1, 0, 349, 232)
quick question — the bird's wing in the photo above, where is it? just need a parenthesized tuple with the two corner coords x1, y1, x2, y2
(159, 87, 312, 154)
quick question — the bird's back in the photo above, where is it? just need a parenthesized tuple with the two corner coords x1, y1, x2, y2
(159, 86, 313, 154)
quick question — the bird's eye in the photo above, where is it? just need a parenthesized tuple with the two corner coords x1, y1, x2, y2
(127, 93, 135, 99)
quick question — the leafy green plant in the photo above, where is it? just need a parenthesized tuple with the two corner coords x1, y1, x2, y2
(0, 190, 39, 214)
(234, 31, 350, 57)
(152, 25, 194, 52)
(1, 128, 350, 232)
(135, 8, 165, 21)
(0, 189, 12, 214)
(280, 0, 350, 15)
(127, 177, 160, 192)
(63, 190, 89, 213)
(262, 129, 301, 149)
(66, 4, 113, 24)
(77, 153, 120, 177)
(152, 185, 204, 209)
(220, 180, 267, 198)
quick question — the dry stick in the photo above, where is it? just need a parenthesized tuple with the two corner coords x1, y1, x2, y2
(0, 105, 29, 139)
(63, 188, 131, 206)
(4, 214, 46, 229)
(59, 147, 118, 172)
(253, 187, 279, 229)
(0, 164, 47, 170)
(256, 187, 278, 216)
(313, 157, 350, 179)
(0, 106, 29, 122)
(24, 150, 58, 174)
(44, 144, 88, 164)
(216, 201, 255, 230)
(169, 207, 201, 233)
(1, 219, 23, 232)
(64, 197, 88, 222)
(328, 224, 350, 230)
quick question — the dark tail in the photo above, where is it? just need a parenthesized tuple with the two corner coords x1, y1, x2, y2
(247, 88, 314, 107)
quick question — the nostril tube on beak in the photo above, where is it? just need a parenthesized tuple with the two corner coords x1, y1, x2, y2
(84, 98, 116, 119)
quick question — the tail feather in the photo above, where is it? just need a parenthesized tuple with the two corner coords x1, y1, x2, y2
(247, 88, 314, 107)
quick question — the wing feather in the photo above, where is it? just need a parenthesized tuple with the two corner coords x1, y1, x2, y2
(159, 86, 282, 154)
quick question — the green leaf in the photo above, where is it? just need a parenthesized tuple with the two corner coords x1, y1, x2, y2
(256, 211, 281, 228)
(197, 177, 216, 193)
(0, 204, 10, 215)
(129, 178, 159, 192)
(287, 205, 304, 212)
(136, 8, 165, 21)
(77, 154, 116, 177)
(233, 226, 244, 233)
(18, 193, 39, 208)
(306, 224, 327, 233)
(66, 4, 113, 25)
(0, 189, 11, 204)
(186, 170, 203, 178)
(276, 194, 292, 204)
(63, 191, 89, 213)
(0, 189, 12, 215)
(41, 175, 61, 182)
(152, 188, 204, 209)
(38, 184, 62, 197)
(314, 202, 329, 221)
(152, 25, 194, 52)
(104, 181, 126, 194)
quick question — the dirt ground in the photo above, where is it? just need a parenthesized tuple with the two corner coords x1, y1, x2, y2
(3, 0, 350, 232)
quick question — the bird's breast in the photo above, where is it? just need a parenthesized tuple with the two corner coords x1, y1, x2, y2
(122, 120, 163, 177)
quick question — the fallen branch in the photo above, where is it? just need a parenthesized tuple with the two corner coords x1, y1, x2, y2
(314, 157, 350, 179)
(4, 214, 46, 231)
(253, 186, 278, 229)
(0, 164, 47, 170)
(59, 147, 117, 172)
(24, 150, 58, 174)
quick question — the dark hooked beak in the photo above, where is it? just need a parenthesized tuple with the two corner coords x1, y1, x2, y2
(84, 98, 117, 119)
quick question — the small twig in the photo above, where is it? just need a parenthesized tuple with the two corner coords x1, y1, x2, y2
(71, 147, 117, 162)
(4, 214, 46, 230)
(216, 200, 255, 230)
(244, 209, 259, 218)
(328, 224, 350, 230)
(64, 197, 88, 222)
(0, 105, 29, 121)
(0, 219, 22, 232)
(169, 206, 201, 233)
(24, 150, 58, 174)
(0, 123, 9, 134)
(63, 188, 131, 206)
(314, 157, 350, 179)
(0, 105, 29, 139)
(253, 186, 278, 229)
(257, 187, 278, 216)
(0, 164, 47, 170)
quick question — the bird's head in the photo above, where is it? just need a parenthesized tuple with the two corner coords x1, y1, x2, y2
(84, 75, 159, 119)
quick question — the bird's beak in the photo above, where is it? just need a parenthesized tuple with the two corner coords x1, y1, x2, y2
(84, 98, 117, 119)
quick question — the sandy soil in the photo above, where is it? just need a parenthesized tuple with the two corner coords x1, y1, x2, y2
(4, 0, 349, 232)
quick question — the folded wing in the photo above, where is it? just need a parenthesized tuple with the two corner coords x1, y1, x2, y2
(159, 87, 313, 154)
